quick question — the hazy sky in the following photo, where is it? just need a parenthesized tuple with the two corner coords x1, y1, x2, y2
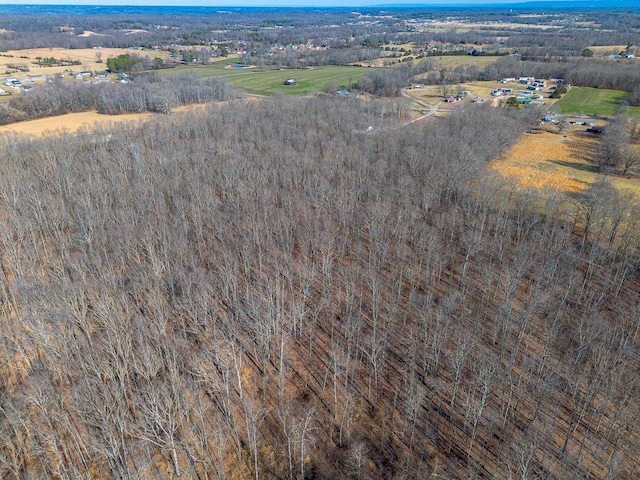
(0, 0, 549, 6)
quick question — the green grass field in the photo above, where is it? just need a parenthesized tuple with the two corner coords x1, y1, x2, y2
(159, 63, 368, 95)
(555, 86, 640, 117)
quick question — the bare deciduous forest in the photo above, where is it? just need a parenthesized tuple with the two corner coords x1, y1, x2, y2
(1, 3, 640, 479)
(0, 95, 638, 479)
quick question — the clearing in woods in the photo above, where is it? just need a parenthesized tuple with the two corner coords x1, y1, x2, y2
(0, 111, 155, 136)
(554, 86, 640, 116)
(158, 64, 367, 95)
(404, 81, 504, 112)
(0, 104, 212, 137)
(493, 129, 640, 200)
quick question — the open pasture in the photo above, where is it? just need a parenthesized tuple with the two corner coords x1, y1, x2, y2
(554, 86, 640, 117)
(160, 64, 367, 95)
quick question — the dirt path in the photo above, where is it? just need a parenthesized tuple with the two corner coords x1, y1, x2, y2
(399, 101, 442, 128)
(400, 88, 452, 129)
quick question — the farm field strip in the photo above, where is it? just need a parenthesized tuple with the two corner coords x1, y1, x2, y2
(430, 55, 503, 68)
(159, 64, 367, 95)
(0, 110, 155, 136)
(587, 45, 628, 53)
(494, 130, 640, 200)
(493, 131, 591, 192)
(555, 86, 640, 116)
(0, 103, 212, 137)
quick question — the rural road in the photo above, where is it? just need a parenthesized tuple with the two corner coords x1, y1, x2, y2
(399, 88, 453, 129)
(401, 101, 442, 127)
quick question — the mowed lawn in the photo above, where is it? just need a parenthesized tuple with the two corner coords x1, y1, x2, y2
(159, 63, 368, 95)
(555, 86, 640, 116)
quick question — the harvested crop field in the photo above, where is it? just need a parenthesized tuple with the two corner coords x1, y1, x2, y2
(588, 45, 628, 54)
(0, 103, 224, 137)
(492, 131, 597, 192)
(0, 111, 154, 136)
(494, 129, 640, 200)
(0, 47, 171, 82)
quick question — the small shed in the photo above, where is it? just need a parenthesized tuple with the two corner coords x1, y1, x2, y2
(284, 78, 297, 86)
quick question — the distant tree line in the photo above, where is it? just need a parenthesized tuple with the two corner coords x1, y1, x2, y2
(355, 59, 434, 96)
(409, 54, 640, 102)
(487, 56, 640, 94)
(4, 73, 236, 122)
(258, 47, 382, 68)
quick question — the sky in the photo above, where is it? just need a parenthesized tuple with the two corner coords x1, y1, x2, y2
(0, 0, 622, 7)
(0, 0, 366, 5)
(0, 0, 570, 6)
